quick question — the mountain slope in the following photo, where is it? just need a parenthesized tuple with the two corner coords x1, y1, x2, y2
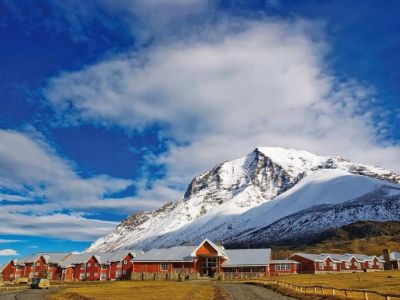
(87, 147, 400, 252)
(264, 220, 400, 258)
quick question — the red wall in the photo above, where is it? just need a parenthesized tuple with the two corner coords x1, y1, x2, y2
(2, 261, 16, 281)
(290, 255, 316, 274)
(269, 263, 298, 276)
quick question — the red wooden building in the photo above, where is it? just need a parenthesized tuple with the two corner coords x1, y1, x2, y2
(133, 239, 298, 278)
(290, 253, 384, 274)
(60, 250, 138, 281)
(269, 260, 299, 276)
(0, 259, 17, 282)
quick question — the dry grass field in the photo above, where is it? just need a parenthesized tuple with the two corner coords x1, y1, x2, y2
(47, 281, 216, 300)
(242, 270, 400, 300)
(275, 270, 400, 294)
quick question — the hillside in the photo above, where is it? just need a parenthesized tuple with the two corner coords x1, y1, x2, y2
(266, 220, 400, 258)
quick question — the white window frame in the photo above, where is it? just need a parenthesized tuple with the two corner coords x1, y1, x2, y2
(161, 263, 169, 271)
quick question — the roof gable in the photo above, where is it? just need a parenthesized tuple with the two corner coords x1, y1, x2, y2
(191, 239, 227, 258)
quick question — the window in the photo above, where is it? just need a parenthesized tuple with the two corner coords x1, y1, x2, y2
(123, 270, 127, 275)
(10, 274, 14, 278)
(161, 263, 169, 271)
(332, 263, 337, 270)
(116, 271, 122, 277)
(319, 263, 324, 269)
(48, 272, 52, 278)
(80, 273, 85, 280)
(275, 264, 291, 271)
(101, 273, 107, 279)
(88, 263, 91, 267)
(37, 262, 41, 267)
(124, 260, 128, 265)
(368, 262, 372, 268)
(81, 264, 85, 268)
(94, 273, 98, 277)
(35, 272, 38, 276)
(356, 263, 361, 269)
(345, 262, 350, 269)
(329, 262, 333, 267)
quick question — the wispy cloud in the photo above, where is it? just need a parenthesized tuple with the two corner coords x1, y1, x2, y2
(0, 129, 141, 240)
(0, 249, 19, 256)
(0, 239, 22, 244)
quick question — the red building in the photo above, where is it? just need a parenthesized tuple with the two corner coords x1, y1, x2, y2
(133, 239, 298, 278)
(0, 259, 17, 282)
(60, 250, 138, 281)
(290, 253, 384, 274)
(269, 260, 299, 276)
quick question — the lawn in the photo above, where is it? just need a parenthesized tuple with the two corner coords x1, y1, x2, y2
(47, 281, 216, 300)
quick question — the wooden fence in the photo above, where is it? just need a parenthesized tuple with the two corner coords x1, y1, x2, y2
(265, 280, 400, 300)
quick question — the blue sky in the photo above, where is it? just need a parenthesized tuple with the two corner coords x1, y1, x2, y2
(0, 0, 399, 264)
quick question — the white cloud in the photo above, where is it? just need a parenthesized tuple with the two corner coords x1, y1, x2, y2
(0, 129, 156, 240)
(0, 210, 117, 241)
(0, 239, 22, 244)
(45, 17, 400, 201)
(0, 129, 132, 209)
(0, 249, 19, 256)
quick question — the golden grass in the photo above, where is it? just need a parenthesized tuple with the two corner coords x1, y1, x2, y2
(47, 281, 216, 300)
(242, 271, 400, 300)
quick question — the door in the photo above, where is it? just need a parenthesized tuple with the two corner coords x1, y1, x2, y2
(201, 257, 217, 276)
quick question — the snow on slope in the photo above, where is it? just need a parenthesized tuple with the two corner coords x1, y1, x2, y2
(87, 147, 400, 251)
(232, 186, 400, 245)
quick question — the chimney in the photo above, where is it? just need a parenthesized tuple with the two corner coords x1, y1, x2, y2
(382, 249, 393, 270)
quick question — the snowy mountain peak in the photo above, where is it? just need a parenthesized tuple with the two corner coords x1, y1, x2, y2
(87, 147, 400, 252)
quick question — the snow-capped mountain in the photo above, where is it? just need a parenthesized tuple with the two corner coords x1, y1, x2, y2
(87, 147, 400, 252)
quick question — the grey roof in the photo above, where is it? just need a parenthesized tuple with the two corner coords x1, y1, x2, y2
(270, 259, 300, 264)
(135, 246, 196, 262)
(345, 253, 380, 262)
(321, 253, 353, 262)
(379, 251, 400, 261)
(291, 253, 340, 262)
(59, 250, 141, 268)
(222, 249, 271, 267)
(16, 253, 70, 266)
(99, 249, 142, 263)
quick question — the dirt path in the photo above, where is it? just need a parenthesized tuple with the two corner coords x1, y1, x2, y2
(220, 283, 296, 300)
(0, 288, 56, 300)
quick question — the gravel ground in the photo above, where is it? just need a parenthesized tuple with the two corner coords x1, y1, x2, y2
(220, 283, 296, 300)
(0, 288, 56, 300)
